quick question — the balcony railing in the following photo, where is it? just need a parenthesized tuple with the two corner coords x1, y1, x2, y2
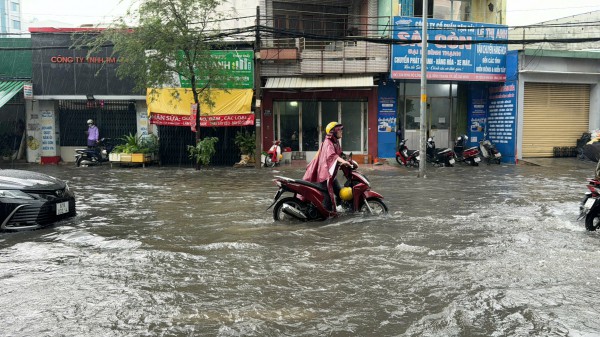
(259, 37, 389, 76)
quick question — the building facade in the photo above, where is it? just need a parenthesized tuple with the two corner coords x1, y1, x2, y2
(0, 0, 22, 34)
(27, 28, 146, 164)
(256, 0, 510, 163)
(509, 11, 600, 160)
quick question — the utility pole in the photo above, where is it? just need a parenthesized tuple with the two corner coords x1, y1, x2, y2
(254, 6, 262, 169)
(418, 0, 428, 178)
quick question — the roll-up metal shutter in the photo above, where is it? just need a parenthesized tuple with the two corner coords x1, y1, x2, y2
(523, 83, 590, 157)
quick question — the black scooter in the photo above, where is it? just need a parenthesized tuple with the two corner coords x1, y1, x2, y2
(426, 137, 455, 167)
(75, 138, 114, 167)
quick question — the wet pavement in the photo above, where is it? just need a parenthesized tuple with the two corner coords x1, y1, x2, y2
(1, 158, 600, 336)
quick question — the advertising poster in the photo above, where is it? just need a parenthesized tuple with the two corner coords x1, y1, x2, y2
(377, 82, 398, 158)
(487, 82, 517, 163)
(40, 111, 56, 157)
(391, 17, 508, 82)
(468, 85, 488, 144)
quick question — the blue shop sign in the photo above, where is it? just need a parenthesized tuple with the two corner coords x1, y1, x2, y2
(391, 17, 508, 82)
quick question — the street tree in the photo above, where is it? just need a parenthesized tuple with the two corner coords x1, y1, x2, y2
(78, 0, 236, 145)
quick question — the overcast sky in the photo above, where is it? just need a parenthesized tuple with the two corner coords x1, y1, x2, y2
(20, 0, 600, 28)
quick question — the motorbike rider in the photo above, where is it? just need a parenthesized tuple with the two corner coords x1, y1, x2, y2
(86, 119, 99, 148)
(268, 140, 282, 164)
(302, 121, 352, 212)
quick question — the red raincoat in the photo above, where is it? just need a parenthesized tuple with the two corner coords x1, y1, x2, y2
(303, 134, 342, 210)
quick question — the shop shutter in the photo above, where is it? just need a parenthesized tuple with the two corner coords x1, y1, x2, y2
(523, 83, 590, 157)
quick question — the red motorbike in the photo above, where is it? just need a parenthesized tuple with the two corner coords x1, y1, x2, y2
(578, 178, 600, 231)
(267, 154, 388, 221)
(264, 141, 282, 167)
(395, 139, 420, 167)
(453, 134, 481, 166)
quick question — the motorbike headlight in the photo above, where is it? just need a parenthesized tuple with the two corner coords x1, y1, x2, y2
(0, 189, 34, 200)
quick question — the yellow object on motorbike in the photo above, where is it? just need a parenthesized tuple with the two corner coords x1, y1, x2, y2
(339, 187, 353, 201)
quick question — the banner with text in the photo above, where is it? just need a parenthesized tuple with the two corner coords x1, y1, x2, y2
(391, 17, 508, 82)
(147, 88, 254, 127)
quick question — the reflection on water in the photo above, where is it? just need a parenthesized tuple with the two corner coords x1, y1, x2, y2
(1, 160, 600, 336)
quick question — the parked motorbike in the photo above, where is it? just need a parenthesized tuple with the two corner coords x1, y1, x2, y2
(453, 134, 481, 166)
(264, 141, 282, 167)
(479, 139, 502, 164)
(74, 138, 114, 167)
(267, 154, 388, 221)
(395, 139, 420, 167)
(426, 137, 455, 167)
(578, 178, 600, 231)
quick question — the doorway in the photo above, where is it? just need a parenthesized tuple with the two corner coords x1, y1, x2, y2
(399, 83, 456, 149)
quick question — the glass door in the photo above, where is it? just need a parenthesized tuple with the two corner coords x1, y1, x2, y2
(429, 97, 451, 148)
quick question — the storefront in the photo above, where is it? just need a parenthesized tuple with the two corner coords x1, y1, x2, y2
(29, 28, 145, 164)
(0, 38, 31, 162)
(146, 50, 256, 166)
(262, 76, 378, 163)
(387, 17, 514, 162)
(516, 50, 600, 159)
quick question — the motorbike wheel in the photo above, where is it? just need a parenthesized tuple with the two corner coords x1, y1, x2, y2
(409, 158, 419, 167)
(585, 207, 600, 231)
(76, 156, 84, 167)
(273, 197, 308, 221)
(359, 198, 388, 215)
(395, 155, 403, 166)
(468, 159, 479, 166)
(264, 156, 275, 168)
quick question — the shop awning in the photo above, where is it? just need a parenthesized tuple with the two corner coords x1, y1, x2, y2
(263, 76, 375, 89)
(147, 88, 254, 127)
(0, 81, 25, 109)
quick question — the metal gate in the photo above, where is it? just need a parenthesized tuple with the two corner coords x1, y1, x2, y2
(58, 100, 137, 146)
(157, 126, 255, 167)
(523, 83, 590, 157)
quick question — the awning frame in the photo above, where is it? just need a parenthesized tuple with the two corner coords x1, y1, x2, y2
(0, 81, 25, 109)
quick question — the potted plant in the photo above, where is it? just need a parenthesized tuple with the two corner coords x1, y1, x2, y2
(187, 137, 219, 169)
(111, 133, 159, 164)
(234, 130, 256, 165)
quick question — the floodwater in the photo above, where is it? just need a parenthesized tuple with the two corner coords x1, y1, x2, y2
(1, 159, 600, 336)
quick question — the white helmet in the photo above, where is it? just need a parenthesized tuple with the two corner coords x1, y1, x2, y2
(87, 119, 94, 124)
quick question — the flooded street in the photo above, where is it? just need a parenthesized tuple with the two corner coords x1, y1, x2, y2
(2, 159, 600, 336)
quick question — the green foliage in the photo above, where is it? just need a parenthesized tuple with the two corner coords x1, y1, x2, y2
(187, 137, 219, 167)
(112, 133, 159, 154)
(73, 0, 237, 108)
(234, 130, 255, 156)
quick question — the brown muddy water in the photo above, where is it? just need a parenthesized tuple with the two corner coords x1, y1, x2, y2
(1, 159, 599, 336)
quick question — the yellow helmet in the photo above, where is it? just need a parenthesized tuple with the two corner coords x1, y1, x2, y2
(339, 187, 353, 201)
(326, 121, 343, 134)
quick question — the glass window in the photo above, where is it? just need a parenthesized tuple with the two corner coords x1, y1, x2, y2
(341, 101, 363, 152)
(274, 101, 300, 151)
(301, 101, 319, 151)
(12, 20, 20, 30)
(11, 2, 19, 12)
(405, 98, 420, 130)
(430, 98, 450, 130)
(274, 100, 368, 153)
(321, 101, 339, 134)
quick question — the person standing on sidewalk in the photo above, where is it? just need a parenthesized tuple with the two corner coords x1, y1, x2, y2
(86, 119, 99, 148)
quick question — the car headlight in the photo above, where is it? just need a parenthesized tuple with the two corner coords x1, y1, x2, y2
(64, 184, 74, 197)
(0, 190, 35, 200)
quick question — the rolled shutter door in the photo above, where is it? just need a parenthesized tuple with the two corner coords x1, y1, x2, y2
(523, 83, 590, 157)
